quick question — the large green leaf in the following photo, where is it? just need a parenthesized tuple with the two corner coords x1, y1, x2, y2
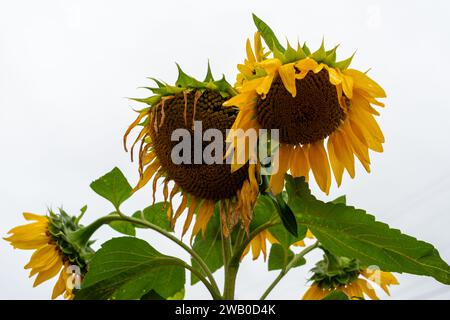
(75, 237, 185, 299)
(252, 14, 285, 53)
(132, 202, 173, 232)
(90, 167, 132, 209)
(108, 214, 136, 236)
(268, 244, 305, 271)
(285, 175, 450, 285)
(190, 208, 223, 285)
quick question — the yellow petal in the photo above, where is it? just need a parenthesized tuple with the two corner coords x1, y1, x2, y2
(308, 141, 331, 194)
(327, 134, 345, 186)
(295, 58, 319, 72)
(246, 38, 256, 63)
(52, 267, 67, 299)
(290, 145, 310, 180)
(269, 144, 292, 195)
(279, 63, 297, 97)
(192, 201, 215, 238)
(302, 284, 329, 300)
(23, 213, 47, 222)
(356, 279, 379, 300)
(25, 245, 59, 270)
(182, 197, 198, 237)
(332, 130, 355, 178)
(344, 69, 386, 98)
(33, 258, 63, 287)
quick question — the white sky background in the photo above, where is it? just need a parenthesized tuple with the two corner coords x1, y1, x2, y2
(1, 0, 449, 299)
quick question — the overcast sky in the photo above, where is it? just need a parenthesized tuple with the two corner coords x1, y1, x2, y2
(1, 0, 449, 299)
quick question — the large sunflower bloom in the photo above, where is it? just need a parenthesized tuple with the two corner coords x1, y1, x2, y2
(224, 16, 386, 194)
(4, 211, 90, 299)
(124, 65, 259, 237)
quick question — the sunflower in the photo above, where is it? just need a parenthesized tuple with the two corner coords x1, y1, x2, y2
(4, 210, 91, 299)
(302, 252, 398, 300)
(124, 65, 259, 237)
(224, 15, 386, 194)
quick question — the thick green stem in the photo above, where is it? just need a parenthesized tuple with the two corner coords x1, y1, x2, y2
(69, 215, 124, 248)
(259, 241, 319, 300)
(222, 233, 237, 299)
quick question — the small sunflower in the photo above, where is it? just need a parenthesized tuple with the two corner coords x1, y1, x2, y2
(124, 65, 260, 237)
(224, 15, 386, 194)
(302, 252, 398, 300)
(4, 210, 92, 299)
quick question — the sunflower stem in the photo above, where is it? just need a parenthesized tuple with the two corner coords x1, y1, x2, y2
(259, 241, 319, 300)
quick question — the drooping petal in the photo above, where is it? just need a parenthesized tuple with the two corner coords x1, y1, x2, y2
(290, 145, 310, 180)
(327, 134, 345, 186)
(279, 63, 297, 97)
(269, 144, 293, 195)
(308, 141, 331, 194)
(332, 130, 356, 178)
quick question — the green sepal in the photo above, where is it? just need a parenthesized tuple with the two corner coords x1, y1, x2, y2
(284, 40, 304, 63)
(335, 52, 356, 70)
(310, 38, 327, 62)
(175, 63, 204, 88)
(129, 95, 161, 106)
(302, 42, 311, 56)
(203, 61, 214, 82)
(323, 45, 339, 66)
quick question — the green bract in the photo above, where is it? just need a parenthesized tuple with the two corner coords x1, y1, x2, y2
(131, 63, 236, 109)
(252, 13, 354, 68)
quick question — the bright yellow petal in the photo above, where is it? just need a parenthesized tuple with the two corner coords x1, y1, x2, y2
(356, 279, 379, 300)
(33, 258, 63, 287)
(344, 69, 386, 98)
(327, 134, 345, 186)
(290, 145, 310, 180)
(332, 130, 355, 178)
(192, 200, 215, 238)
(269, 144, 292, 195)
(295, 58, 319, 72)
(302, 284, 329, 300)
(23, 213, 47, 222)
(308, 141, 331, 194)
(279, 63, 297, 97)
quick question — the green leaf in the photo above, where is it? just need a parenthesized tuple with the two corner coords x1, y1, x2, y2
(191, 207, 223, 285)
(250, 194, 278, 231)
(268, 244, 306, 271)
(252, 14, 285, 53)
(75, 237, 185, 299)
(285, 175, 450, 285)
(109, 214, 136, 236)
(90, 167, 132, 209)
(273, 193, 298, 237)
(132, 202, 173, 232)
(322, 291, 349, 300)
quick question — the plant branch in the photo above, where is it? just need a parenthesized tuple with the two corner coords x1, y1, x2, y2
(259, 241, 319, 300)
(115, 210, 222, 298)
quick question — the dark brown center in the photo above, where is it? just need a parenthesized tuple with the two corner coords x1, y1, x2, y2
(151, 89, 248, 200)
(256, 70, 345, 145)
